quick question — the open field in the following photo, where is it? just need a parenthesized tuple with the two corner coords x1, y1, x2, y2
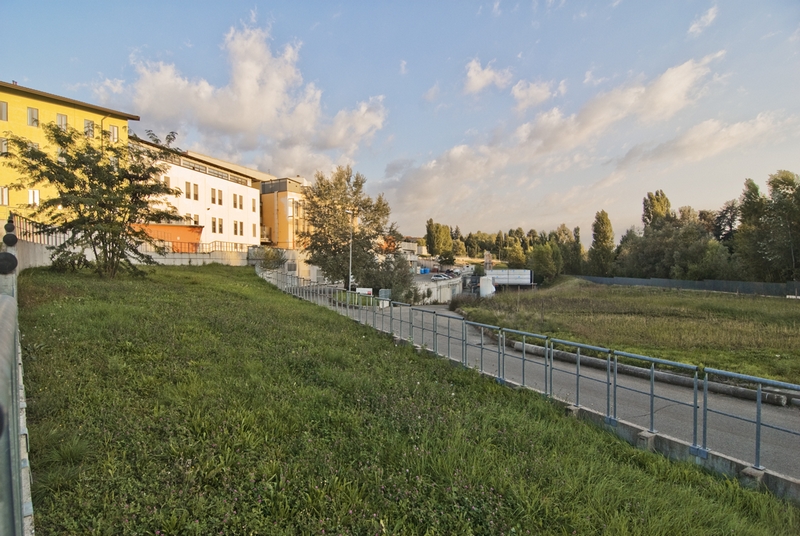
(455, 277, 800, 384)
(18, 265, 799, 534)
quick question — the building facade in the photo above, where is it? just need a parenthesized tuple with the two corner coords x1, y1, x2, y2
(0, 80, 139, 220)
(260, 177, 309, 250)
(145, 146, 270, 247)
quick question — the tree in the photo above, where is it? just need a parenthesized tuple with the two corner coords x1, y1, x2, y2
(736, 171, 800, 281)
(588, 210, 615, 276)
(527, 242, 559, 283)
(503, 242, 526, 269)
(300, 166, 391, 288)
(2, 123, 183, 278)
(360, 252, 415, 300)
(642, 190, 674, 228)
(252, 246, 288, 270)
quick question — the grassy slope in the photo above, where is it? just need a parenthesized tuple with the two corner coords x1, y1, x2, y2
(459, 277, 800, 384)
(18, 265, 799, 535)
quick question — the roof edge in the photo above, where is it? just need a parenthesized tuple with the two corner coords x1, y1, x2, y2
(0, 80, 140, 121)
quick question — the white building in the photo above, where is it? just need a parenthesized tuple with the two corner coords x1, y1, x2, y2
(140, 142, 277, 247)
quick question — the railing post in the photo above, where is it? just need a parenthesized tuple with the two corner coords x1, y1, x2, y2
(703, 373, 709, 451)
(649, 362, 656, 433)
(433, 312, 438, 355)
(390, 302, 394, 336)
(500, 329, 505, 382)
(544, 337, 550, 397)
(521, 335, 526, 387)
(575, 347, 581, 407)
(462, 320, 467, 366)
(755, 383, 764, 470)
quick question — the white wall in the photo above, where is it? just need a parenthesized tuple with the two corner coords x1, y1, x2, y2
(160, 164, 261, 246)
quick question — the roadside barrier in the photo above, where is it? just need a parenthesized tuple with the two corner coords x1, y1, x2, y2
(258, 268, 800, 504)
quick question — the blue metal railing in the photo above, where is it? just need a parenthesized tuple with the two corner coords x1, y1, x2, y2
(257, 267, 800, 484)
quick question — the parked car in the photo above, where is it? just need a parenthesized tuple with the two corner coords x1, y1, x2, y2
(431, 274, 448, 281)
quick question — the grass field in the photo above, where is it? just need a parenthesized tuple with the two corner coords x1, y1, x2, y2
(454, 277, 800, 384)
(18, 265, 799, 534)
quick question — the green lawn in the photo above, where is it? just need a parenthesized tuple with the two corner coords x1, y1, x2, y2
(455, 277, 800, 384)
(18, 265, 799, 534)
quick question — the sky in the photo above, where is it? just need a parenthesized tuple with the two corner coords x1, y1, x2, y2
(2, 1, 799, 240)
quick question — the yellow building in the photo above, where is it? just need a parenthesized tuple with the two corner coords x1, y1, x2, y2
(260, 177, 309, 250)
(0, 80, 139, 220)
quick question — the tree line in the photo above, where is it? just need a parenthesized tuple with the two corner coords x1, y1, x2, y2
(424, 170, 800, 284)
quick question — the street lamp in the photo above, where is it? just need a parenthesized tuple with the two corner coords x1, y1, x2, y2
(345, 209, 354, 291)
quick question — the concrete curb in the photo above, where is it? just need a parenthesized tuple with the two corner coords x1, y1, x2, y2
(511, 341, 791, 407)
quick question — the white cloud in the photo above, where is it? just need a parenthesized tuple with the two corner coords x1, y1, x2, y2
(384, 52, 741, 233)
(688, 6, 718, 36)
(93, 24, 386, 178)
(617, 113, 792, 168)
(790, 25, 800, 42)
(400, 60, 407, 75)
(511, 79, 553, 110)
(423, 83, 440, 102)
(464, 58, 513, 94)
(492, 1, 502, 16)
(583, 69, 608, 86)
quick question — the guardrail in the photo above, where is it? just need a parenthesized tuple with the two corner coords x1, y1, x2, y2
(258, 267, 800, 500)
(0, 215, 34, 535)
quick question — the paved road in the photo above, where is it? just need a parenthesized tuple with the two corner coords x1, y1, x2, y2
(340, 301, 800, 481)
(270, 277, 800, 481)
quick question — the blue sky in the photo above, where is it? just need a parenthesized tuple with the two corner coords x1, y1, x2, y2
(3, 1, 799, 239)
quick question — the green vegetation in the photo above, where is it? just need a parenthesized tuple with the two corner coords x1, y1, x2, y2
(454, 277, 800, 384)
(19, 265, 799, 534)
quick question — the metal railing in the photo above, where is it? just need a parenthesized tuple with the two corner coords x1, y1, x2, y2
(258, 267, 800, 484)
(1, 216, 34, 535)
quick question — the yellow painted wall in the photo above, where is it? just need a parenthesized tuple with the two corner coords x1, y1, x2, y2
(260, 189, 307, 250)
(0, 82, 137, 221)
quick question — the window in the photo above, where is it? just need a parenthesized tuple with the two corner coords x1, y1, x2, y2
(84, 119, 94, 138)
(110, 125, 119, 143)
(211, 188, 216, 204)
(193, 214, 199, 226)
(0, 187, 8, 206)
(185, 181, 191, 199)
(0, 138, 7, 154)
(253, 223, 256, 237)
(233, 222, 238, 236)
(218, 191, 222, 204)
(233, 194, 238, 209)
(212, 218, 217, 233)
(163, 176, 170, 188)
(185, 213, 192, 223)
(193, 183, 198, 201)
(27, 107, 39, 127)
(28, 189, 40, 206)
(252, 198, 256, 212)
(57, 114, 68, 130)
(219, 218, 223, 233)
(240, 221, 244, 236)
(57, 148, 66, 164)
(239, 194, 243, 210)
(0, 101, 7, 121)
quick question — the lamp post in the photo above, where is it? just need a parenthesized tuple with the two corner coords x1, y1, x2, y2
(346, 209, 354, 291)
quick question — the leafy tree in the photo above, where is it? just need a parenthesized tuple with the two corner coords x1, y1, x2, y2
(300, 166, 391, 288)
(503, 242, 526, 269)
(252, 246, 288, 270)
(360, 252, 415, 299)
(713, 199, 740, 250)
(439, 250, 456, 266)
(588, 210, 615, 276)
(425, 219, 437, 255)
(527, 242, 559, 283)
(2, 123, 183, 278)
(642, 190, 674, 228)
(736, 171, 800, 281)
(452, 238, 467, 257)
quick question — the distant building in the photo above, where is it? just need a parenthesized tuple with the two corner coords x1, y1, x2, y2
(0, 80, 139, 220)
(136, 140, 268, 248)
(260, 176, 309, 250)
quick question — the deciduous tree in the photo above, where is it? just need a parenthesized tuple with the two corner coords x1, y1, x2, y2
(300, 166, 392, 288)
(2, 123, 183, 278)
